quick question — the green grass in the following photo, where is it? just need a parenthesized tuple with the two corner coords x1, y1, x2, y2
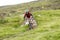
(0, 10, 60, 40)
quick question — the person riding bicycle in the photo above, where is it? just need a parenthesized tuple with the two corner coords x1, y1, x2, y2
(23, 9, 37, 30)
(24, 9, 34, 30)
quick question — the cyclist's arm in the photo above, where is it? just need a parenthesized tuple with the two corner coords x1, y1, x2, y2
(24, 13, 26, 20)
(30, 14, 33, 18)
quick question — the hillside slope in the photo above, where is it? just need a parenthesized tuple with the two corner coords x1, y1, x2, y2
(0, 0, 60, 40)
(0, 10, 60, 40)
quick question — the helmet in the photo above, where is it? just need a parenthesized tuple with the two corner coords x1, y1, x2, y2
(25, 9, 29, 13)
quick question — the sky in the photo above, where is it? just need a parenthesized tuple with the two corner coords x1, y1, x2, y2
(0, 0, 35, 6)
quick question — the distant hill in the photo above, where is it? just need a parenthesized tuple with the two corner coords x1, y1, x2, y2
(0, 0, 60, 10)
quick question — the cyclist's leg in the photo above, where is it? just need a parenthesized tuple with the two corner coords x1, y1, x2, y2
(29, 18, 34, 29)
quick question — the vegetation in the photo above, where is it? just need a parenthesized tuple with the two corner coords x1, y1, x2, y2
(0, 0, 60, 40)
(0, 10, 60, 40)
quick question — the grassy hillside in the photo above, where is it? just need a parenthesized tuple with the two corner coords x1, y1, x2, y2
(0, 10, 60, 40)
(0, 0, 60, 40)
